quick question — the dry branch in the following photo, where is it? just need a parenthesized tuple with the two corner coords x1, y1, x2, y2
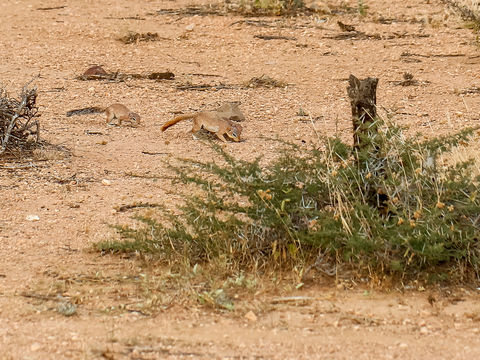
(76, 71, 174, 82)
(0, 83, 40, 155)
(176, 82, 236, 91)
(254, 34, 297, 41)
(118, 31, 163, 44)
(37, 6, 66, 11)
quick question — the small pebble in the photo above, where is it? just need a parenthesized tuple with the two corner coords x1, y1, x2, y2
(26, 214, 40, 221)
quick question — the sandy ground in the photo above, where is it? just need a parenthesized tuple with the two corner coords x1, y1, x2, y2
(0, 0, 480, 358)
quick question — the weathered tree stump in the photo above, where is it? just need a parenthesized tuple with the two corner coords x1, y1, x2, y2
(347, 75, 388, 212)
(347, 74, 379, 155)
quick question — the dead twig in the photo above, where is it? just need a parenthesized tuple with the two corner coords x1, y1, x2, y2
(118, 31, 163, 44)
(271, 296, 316, 304)
(0, 162, 38, 169)
(254, 34, 297, 41)
(37, 6, 66, 11)
(244, 75, 288, 88)
(40, 87, 66, 93)
(76, 71, 174, 82)
(325, 32, 429, 41)
(104, 16, 146, 21)
(20, 292, 57, 301)
(155, 5, 224, 17)
(141, 151, 169, 156)
(176, 83, 236, 91)
(337, 21, 356, 32)
(229, 19, 277, 28)
(188, 73, 222, 78)
(115, 202, 163, 212)
(0, 81, 40, 155)
(401, 51, 465, 58)
(84, 130, 104, 135)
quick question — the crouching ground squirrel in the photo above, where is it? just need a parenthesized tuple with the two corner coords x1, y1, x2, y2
(214, 101, 245, 122)
(161, 111, 242, 142)
(66, 103, 141, 126)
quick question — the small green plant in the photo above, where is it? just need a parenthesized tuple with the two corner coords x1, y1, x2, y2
(357, 0, 368, 16)
(463, 21, 480, 32)
(296, 107, 309, 117)
(99, 118, 480, 285)
(197, 288, 235, 310)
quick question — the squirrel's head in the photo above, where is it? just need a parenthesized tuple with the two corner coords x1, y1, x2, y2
(129, 112, 141, 123)
(226, 122, 242, 142)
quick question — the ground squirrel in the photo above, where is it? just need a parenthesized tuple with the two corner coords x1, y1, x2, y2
(161, 111, 242, 142)
(215, 101, 245, 122)
(66, 103, 141, 126)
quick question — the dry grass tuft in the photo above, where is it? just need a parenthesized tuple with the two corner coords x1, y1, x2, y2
(118, 31, 161, 44)
(244, 75, 288, 88)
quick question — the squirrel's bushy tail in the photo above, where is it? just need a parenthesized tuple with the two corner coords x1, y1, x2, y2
(66, 107, 104, 117)
(161, 114, 195, 131)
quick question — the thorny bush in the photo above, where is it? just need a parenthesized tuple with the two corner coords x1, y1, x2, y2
(99, 118, 480, 285)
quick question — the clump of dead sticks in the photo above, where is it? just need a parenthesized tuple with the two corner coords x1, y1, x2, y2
(0, 82, 40, 156)
(118, 31, 161, 44)
(76, 65, 174, 82)
(244, 75, 288, 88)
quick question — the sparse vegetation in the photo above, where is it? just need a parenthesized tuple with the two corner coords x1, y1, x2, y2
(442, 0, 480, 26)
(5, 0, 480, 355)
(99, 117, 480, 286)
(357, 0, 368, 16)
(296, 107, 309, 116)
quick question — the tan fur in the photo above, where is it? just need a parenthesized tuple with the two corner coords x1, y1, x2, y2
(161, 111, 242, 142)
(104, 104, 141, 126)
(66, 103, 140, 126)
(215, 102, 245, 122)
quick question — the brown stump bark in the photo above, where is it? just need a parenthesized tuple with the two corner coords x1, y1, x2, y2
(347, 74, 379, 154)
(347, 75, 388, 212)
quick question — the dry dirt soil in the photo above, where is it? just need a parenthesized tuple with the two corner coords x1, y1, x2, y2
(1, 0, 480, 359)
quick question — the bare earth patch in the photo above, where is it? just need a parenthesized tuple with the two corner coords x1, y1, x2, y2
(0, 0, 480, 358)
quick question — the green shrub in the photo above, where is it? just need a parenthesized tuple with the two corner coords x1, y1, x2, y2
(98, 119, 480, 284)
